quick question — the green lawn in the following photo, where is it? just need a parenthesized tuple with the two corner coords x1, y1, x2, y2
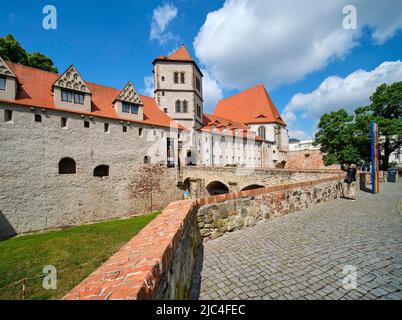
(0, 213, 159, 300)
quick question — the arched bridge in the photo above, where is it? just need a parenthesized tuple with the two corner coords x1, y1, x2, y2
(178, 166, 340, 198)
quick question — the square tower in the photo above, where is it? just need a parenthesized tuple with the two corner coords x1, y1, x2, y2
(152, 45, 203, 130)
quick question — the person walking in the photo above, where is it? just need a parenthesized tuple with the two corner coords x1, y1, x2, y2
(342, 164, 357, 200)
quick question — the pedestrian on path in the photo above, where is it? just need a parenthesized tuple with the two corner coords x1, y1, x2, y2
(342, 164, 357, 200)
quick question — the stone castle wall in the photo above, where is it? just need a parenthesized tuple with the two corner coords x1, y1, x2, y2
(285, 149, 339, 170)
(0, 104, 182, 238)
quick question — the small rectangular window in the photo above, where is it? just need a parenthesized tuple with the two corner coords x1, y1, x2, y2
(104, 123, 109, 133)
(122, 103, 130, 113)
(139, 128, 143, 137)
(84, 121, 90, 128)
(164, 108, 168, 113)
(35, 114, 42, 122)
(122, 126, 127, 132)
(4, 110, 12, 122)
(61, 117, 67, 128)
(161, 76, 165, 81)
(180, 72, 185, 84)
(61, 90, 73, 102)
(0, 77, 5, 90)
(131, 105, 139, 114)
(74, 93, 84, 104)
(174, 72, 179, 84)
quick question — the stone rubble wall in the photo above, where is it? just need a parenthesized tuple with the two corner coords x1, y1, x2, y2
(196, 174, 345, 241)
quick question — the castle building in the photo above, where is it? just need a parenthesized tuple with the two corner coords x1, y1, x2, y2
(0, 45, 288, 237)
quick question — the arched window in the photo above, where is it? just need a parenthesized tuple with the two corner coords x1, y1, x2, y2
(144, 156, 151, 164)
(175, 100, 181, 113)
(59, 157, 76, 174)
(258, 126, 266, 140)
(93, 165, 109, 177)
(182, 100, 188, 113)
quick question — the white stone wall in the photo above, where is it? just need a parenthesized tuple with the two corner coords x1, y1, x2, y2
(0, 104, 182, 238)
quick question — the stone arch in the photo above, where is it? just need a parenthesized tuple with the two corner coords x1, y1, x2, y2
(206, 181, 229, 196)
(59, 157, 76, 174)
(240, 184, 265, 192)
(93, 165, 109, 177)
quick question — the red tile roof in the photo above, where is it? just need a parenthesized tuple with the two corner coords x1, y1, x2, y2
(213, 84, 286, 126)
(1, 62, 185, 129)
(201, 113, 263, 141)
(155, 45, 193, 62)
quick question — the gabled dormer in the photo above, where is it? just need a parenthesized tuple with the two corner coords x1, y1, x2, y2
(0, 56, 17, 100)
(114, 81, 144, 121)
(53, 65, 91, 112)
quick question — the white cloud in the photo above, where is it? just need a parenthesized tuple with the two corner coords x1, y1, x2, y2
(288, 129, 311, 141)
(150, 3, 178, 45)
(284, 60, 402, 137)
(194, 0, 402, 90)
(141, 75, 154, 97)
(202, 69, 224, 112)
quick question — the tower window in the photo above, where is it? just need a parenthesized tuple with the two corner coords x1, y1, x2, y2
(4, 110, 13, 122)
(164, 108, 168, 113)
(0, 77, 5, 90)
(196, 77, 201, 91)
(175, 100, 181, 113)
(258, 126, 266, 140)
(182, 100, 188, 113)
(180, 72, 185, 84)
(61, 117, 67, 128)
(35, 114, 42, 122)
(59, 157, 76, 174)
(161, 91, 165, 96)
(84, 121, 90, 128)
(197, 104, 202, 117)
(139, 128, 143, 136)
(122, 126, 127, 132)
(104, 123, 110, 133)
(161, 76, 165, 81)
(174, 72, 179, 84)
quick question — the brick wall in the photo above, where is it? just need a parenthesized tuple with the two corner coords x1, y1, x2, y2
(63, 200, 201, 300)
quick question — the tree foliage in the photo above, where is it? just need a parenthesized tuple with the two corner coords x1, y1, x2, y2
(315, 82, 402, 169)
(0, 34, 58, 73)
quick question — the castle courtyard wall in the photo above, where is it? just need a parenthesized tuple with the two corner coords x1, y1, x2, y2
(0, 104, 182, 238)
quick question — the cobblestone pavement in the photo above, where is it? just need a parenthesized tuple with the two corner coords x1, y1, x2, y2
(190, 182, 402, 300)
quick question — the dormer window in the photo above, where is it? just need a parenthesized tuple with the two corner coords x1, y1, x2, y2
(61, 90, 73, 102)
(122, 102, 140, 114)
(74, 93, 84, 104)
(0, 77, 5, 90)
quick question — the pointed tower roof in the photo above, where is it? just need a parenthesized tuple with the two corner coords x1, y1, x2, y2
(0, 56, 16, 77)
(152, 45, 203, 76)
(114, 81, 144, 105)
(53, 65, 91, 94)
(213, 84, 286, 126)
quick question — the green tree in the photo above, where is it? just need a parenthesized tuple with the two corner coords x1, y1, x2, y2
(0, 34, 58, 73)
(314, 82, 402, 169)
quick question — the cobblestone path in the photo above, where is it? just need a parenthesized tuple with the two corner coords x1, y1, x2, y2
(190, 182, 402, 300)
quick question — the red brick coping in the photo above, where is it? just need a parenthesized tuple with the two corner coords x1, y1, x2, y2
(63, 200, 196, 300)
(64, 173, 344, 300)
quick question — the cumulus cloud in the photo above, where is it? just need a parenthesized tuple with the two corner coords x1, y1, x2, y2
(284, 60, 402, 138)
(141, 75, 154, 97)
(202, 69, 224, 111)
(150, 3, 178, 45)
(194, 0, 402, 90)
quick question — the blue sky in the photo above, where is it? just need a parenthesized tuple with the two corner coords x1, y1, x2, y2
(1, 0, 402, 139)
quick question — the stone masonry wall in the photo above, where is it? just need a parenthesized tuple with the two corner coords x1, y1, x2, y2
(0, 104, 182, 238)
(64, 200, 201, 300)
(197, 174, 344, 241)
